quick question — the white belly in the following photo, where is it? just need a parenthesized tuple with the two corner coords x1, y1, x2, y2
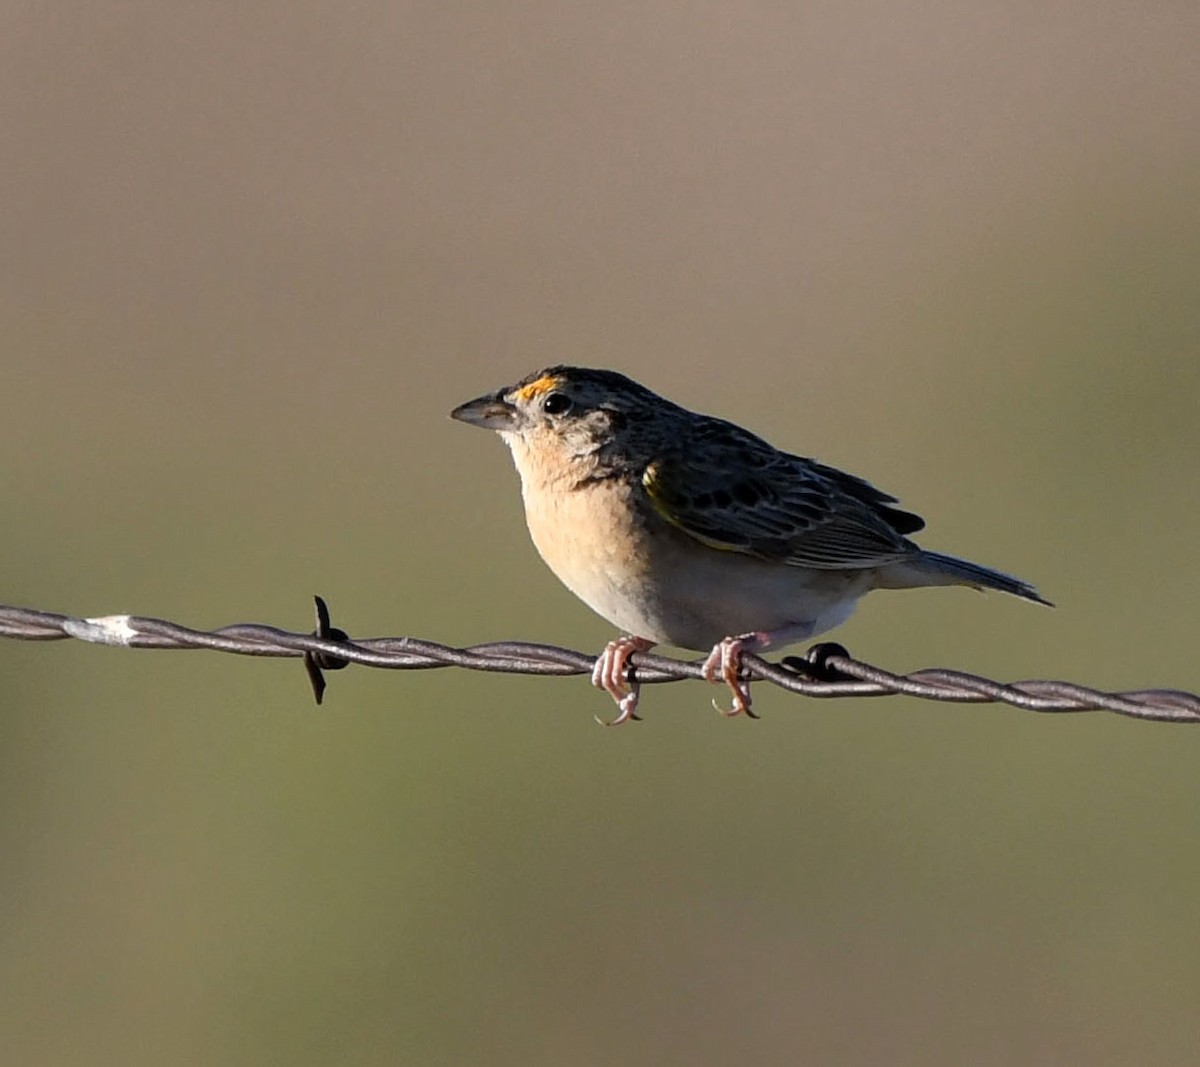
(521, 473, 875, 651)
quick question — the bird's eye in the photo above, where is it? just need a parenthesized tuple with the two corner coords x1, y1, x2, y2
(542, 392, 573, 416)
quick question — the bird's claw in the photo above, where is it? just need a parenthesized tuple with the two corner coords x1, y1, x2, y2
(591, 636, 653, 725)
(593, 689, 642, 727)
(702, 636, 760, 719)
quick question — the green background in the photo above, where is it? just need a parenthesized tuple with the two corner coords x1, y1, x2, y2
(3, 3, 1199, 1063)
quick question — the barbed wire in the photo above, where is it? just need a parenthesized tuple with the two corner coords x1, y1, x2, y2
(2, 599, 1198, 724)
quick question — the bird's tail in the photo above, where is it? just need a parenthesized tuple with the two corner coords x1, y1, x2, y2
(878, 550, 1053, 607)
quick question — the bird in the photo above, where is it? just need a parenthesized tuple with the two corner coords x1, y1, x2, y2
(450, 366, 1050, 724)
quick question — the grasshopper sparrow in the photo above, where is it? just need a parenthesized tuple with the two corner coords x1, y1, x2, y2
(451, 367, 1049, 723)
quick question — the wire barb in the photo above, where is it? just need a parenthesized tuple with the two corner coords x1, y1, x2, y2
(1, 601, 1198, 724)
(304, 595, 351, 705)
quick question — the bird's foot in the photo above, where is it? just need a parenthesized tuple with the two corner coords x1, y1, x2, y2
(591, 636, 655, 726)
(702, 633, 766, 719)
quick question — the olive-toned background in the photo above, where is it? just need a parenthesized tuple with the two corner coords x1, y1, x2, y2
(3, 3, 1198, 1063)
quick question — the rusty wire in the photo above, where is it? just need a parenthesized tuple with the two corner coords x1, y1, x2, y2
(1, 599, 1198, 724)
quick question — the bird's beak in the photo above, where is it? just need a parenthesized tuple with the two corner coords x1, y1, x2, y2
(449, 391, 519, 431)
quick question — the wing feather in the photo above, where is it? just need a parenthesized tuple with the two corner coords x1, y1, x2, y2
(641, 416, 923, 570)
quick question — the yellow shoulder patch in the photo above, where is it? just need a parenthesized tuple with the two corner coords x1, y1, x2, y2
(642, 463, 744, 554)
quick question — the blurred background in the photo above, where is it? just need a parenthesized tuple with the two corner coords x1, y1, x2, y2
(2, 2, 1198, 1063)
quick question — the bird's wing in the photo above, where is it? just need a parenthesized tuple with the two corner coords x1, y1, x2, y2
(641, 416, 922, 570)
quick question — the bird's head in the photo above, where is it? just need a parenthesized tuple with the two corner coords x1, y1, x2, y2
(451, 366, 669, 480)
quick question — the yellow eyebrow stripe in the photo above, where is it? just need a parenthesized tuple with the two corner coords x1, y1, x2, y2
(513, 375, 562, 401)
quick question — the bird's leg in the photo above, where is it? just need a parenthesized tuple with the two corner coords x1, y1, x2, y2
(702, 632, 770, 719)
(591, 636, 655, 726)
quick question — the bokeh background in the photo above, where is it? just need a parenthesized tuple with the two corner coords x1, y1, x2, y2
(3, 2, 1199, 1063)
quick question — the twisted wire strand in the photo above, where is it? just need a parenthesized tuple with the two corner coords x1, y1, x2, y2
(1, 602, 1197, 724)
